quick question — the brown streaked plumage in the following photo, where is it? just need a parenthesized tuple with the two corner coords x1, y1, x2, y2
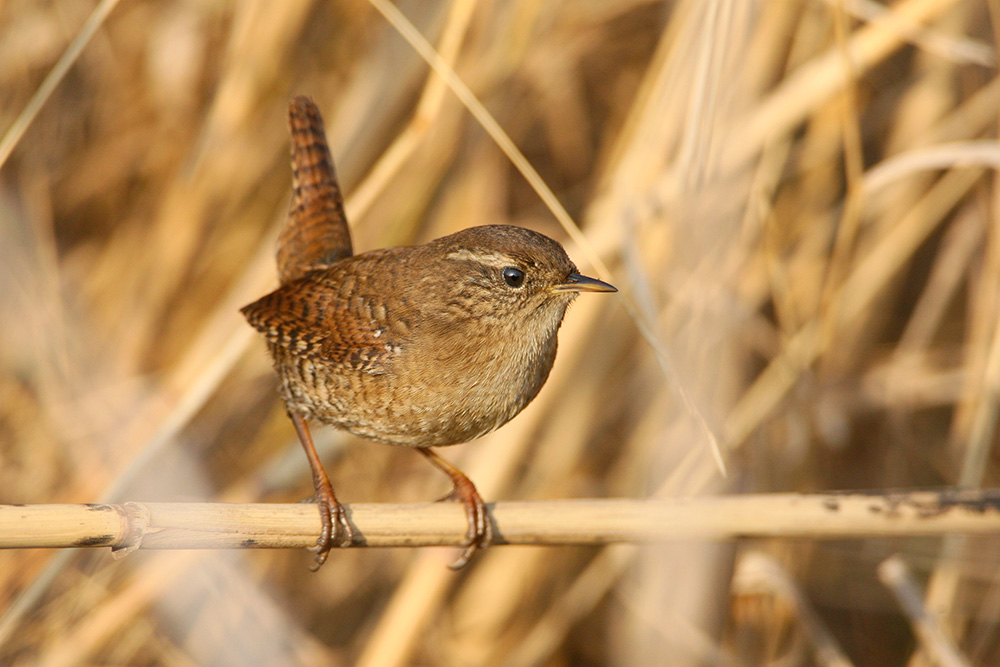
(242, 95, 616, 569)
(277, 96, 352, 284)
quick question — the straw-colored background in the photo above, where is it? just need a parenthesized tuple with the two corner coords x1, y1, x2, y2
(2, 0, 999, 664)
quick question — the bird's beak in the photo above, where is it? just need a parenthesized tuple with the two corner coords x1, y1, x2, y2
(551, 272, 617, 293)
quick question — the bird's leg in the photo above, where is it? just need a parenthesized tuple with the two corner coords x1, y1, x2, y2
(289, 411, 353, 569)
(417, 448, 493, 569)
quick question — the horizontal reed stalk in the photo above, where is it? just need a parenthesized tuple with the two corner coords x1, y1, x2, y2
(1, 490, 998, 554)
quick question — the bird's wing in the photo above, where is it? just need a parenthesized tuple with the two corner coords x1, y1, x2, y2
(276, 95, 353, 285)
(240, 269, 396, 375)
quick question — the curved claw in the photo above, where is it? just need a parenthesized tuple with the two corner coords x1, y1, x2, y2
(445, 484, 492, 570)
(309, 481, 354, 571)
(418, 448, 493, 569)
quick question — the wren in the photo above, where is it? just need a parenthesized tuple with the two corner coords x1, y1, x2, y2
(241, 96, 616, 569)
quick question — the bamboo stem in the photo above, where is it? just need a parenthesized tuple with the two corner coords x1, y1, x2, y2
(1, 490, 998, 554)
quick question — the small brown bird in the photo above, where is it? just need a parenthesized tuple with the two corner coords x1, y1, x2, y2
(242, 96, 616, 569)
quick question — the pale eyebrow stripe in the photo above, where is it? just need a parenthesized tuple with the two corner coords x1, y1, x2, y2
(445, 249, 510, 267)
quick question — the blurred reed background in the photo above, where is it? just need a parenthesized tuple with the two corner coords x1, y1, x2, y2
(2, 0, 1000, 665)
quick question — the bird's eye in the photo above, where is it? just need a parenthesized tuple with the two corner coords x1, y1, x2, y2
(502, 267, 526, 288)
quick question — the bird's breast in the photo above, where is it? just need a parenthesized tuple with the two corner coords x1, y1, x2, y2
(388, 324, 560, 441)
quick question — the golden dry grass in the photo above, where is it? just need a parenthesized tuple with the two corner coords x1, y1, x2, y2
(2, 0, 1000, 665)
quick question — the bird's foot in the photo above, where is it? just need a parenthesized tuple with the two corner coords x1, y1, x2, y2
(439, 478, 493, 570)
(308, 480, 353, 571)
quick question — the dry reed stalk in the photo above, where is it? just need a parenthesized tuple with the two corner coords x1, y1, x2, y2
(347, 0, 478, 222)
(734, 551, 854, 667)
(2, 491, 999, 552)
(879, 555, 971, 667)
(3, 0, 1000, 664)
